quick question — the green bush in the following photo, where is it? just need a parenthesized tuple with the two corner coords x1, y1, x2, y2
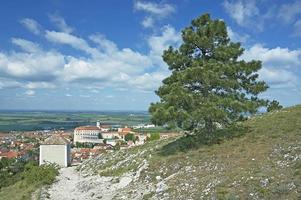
(125, 133, 136, 142)
(0, 161, 59, 200)
(0, 158, 26, 189)
(21, 162, 59, 186)
(147, 132, 160, 141)
(160, 125, 248, 156)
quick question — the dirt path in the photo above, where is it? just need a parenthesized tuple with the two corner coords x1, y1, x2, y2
(44, 167, 134, 200)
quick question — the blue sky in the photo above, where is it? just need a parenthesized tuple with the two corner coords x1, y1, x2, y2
(0, 0, 300, 110)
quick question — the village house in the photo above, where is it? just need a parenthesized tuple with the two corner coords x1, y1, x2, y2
(0, 151, 18, 159)
(132, 124, 156, 129)
(135, 133, 148, 145)
(118, 127, 134, 140)
(118, 127, 132, 134)
(71, 147, 104, 163)
(39, 135, 71, 167)
(106, 139, 117, 146)
(101, 132, 119, 139)
(74, 125, 103, 144)
(100, 125, 111, 132)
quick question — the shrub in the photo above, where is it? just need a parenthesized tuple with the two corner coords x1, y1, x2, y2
(147, 133, 160, 141)
(125, 133, 136, 142)
(160, 125, 247, 156)
(267, 100, 283, 112)
(21, 162, 59, 186)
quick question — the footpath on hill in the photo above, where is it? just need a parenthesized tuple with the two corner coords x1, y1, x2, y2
(41, 166, 134, 200)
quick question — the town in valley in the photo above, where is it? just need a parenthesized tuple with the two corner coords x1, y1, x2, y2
(0, 119, 179, 167)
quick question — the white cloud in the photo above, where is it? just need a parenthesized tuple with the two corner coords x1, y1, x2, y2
(25, 90, 35, 96)
(223, 0, 259, 27)
(278, 0, 301, 24)
(142, 17, 154, 28)
(44, 30, 154, 86)
(259, 68, 297, 85)
(241, 44, 301, 86)
(148, 25, 181, 68)
(45, 30, 99, 56)
(11, 38, 41, 53)
(134, 1, 175, 29)
(25, 82, 56, 89)
(49, 13, 74, 33)
(0, 21, 184, 93)
(0, 78, 22, 89)
(241, 44, 301, 68)
(128, 72, 168, 91)
(227, 26, 249, 43)
(0, 43, 65, 81)
(20, 18, 41, 35)
(9, 12, 179, 93)
(89, 34, 117, 53)
(65, 93, 72, 97)
(134, 1, 175, 17)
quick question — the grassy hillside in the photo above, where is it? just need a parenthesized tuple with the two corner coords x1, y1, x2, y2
(78, 105, 301, 199)
(0, 162, 58, 200)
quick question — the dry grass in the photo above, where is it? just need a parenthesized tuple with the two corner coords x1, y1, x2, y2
(79, 105, 301, 199)
(143, 105, 301, 199)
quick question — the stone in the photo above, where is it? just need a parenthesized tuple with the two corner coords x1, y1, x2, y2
(260, 178, 269, 187)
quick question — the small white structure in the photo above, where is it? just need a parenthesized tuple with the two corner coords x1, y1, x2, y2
(133, 124, 156, 129)
(96, 121, 101, 128)
(106, 139, 117, 146)
(39, 135, 71, 167)
(101, 132, 119, 139)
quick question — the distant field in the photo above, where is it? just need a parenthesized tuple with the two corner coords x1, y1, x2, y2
(0, 110, 150, 131)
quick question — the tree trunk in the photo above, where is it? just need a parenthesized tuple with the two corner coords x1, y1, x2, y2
(205, 119, 214, 140)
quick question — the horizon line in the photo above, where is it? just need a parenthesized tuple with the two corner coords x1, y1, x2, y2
(0, 109, 149, 113)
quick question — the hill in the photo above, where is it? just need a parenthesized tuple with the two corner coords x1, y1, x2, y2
(38, 105, 301, 199)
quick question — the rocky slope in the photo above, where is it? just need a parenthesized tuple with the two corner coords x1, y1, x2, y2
(45, 105, 301, 199)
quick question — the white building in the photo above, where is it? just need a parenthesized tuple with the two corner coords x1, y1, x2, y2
(74, 125, 103, 144)
(39, 135, 71, 167)
(133, 124, 156, 129)
(136, 134, 148, 145)
(102, 132, 119, 139)
(106, 139, 117, 146)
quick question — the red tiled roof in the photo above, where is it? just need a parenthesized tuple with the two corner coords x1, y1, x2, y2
(122, 128, 132, 132)
(119, 132, 130, 136)
(100, 125, 111, 128)
(80, 148, 88, 152)
(43, 134, 70, 145)
(75, 126, 100, 131)
(0, 151, 18, 159)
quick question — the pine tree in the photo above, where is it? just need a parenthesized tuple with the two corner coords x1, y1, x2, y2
(267, 100, 283, 112)
(149, 14, 268, 136)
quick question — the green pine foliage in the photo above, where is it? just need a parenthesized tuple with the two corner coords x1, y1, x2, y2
(149, 13, 268, 136)
(267, 100, 283, 112)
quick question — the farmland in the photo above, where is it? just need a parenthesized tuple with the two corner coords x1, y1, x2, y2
(0, 110, 150, 132)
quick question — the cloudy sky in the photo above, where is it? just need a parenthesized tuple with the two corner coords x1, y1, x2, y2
(0, 0, 300, 110)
